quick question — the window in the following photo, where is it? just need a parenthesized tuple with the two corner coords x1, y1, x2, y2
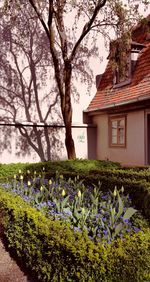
(109, 116, 126, 147)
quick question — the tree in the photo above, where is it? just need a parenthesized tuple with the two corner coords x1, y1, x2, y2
(1, 0, 147, 159)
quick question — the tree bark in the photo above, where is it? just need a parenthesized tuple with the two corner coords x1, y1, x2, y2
(63, 60, 76, 159)
(65, 124, 76, 159)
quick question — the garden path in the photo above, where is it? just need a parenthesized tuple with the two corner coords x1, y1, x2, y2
(0, 237, 36, 282)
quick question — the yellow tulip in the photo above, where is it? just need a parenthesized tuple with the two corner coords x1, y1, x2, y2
(121, 186, 124, 193)
(62, 189, 66, 197)
(113, 187, 117, 197)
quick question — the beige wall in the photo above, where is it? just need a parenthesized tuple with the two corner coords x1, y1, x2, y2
(93, 110, 145, 166)
(0, 123, 96, 163)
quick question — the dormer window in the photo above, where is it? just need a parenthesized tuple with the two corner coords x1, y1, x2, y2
(109, 40, 145, 88)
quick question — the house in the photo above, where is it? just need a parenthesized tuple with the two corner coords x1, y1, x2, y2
(84, 17, 150, 166)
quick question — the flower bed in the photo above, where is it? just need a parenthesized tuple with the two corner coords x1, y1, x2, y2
(2, 168, 149, 243)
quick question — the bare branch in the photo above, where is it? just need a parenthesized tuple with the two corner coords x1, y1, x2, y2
(28, 0, 50, 38)
(70, 0, 107, 61)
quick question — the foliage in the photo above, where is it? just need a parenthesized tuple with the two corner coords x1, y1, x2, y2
(0, 159, 120, 180)
(0, 187, 149, 282)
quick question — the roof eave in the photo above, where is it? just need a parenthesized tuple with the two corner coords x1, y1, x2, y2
(84, 94, 150, 115)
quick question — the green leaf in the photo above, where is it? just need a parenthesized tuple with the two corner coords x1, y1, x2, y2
(116, 193, 124, 220)
(61, 195, 70, 209)
(123, 207, 137, 220)
(114, 223, 123, 236)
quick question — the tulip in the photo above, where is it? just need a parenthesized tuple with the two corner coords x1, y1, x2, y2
(62, 189, 66, 197)
(121, 186, 124, 193)
(113, 187, 117, 197)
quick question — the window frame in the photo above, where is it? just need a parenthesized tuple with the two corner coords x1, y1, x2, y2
(109, 115, 127, 148)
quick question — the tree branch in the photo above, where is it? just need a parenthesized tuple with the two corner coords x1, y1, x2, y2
(70, 0, 107, 61)
(28, 0, 50, 38)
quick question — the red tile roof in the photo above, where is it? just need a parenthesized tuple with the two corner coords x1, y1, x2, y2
(87, 17, 150, 113)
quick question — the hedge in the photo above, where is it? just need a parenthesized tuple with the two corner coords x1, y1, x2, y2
(0, 188, 149, 282)
(0, 160, 120, 180)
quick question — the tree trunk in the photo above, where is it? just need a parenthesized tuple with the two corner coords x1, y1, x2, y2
(62, 60, 76, 159)
(65, 123, 76, 159)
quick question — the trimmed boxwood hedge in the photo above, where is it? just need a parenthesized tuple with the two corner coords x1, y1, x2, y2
(0, 160, 120, 180)
(0, 188, 149, 282)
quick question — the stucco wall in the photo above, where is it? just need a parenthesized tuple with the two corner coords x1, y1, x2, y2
(93, 110, 145, 166)
(0, 123, 96, 163)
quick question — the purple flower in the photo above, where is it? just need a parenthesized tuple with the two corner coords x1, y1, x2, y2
(133, 227, 140, 233)
(123, 219, 129, 223)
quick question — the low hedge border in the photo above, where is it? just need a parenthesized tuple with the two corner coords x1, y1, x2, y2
(0, 188, 149, 282)
(0, 160, 120, 180)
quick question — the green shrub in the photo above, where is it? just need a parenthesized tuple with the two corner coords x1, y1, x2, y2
(0, 188, 149, 282)
(0, 160, 120, 180)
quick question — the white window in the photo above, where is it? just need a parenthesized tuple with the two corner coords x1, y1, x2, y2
(109, 116, 126, 147)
